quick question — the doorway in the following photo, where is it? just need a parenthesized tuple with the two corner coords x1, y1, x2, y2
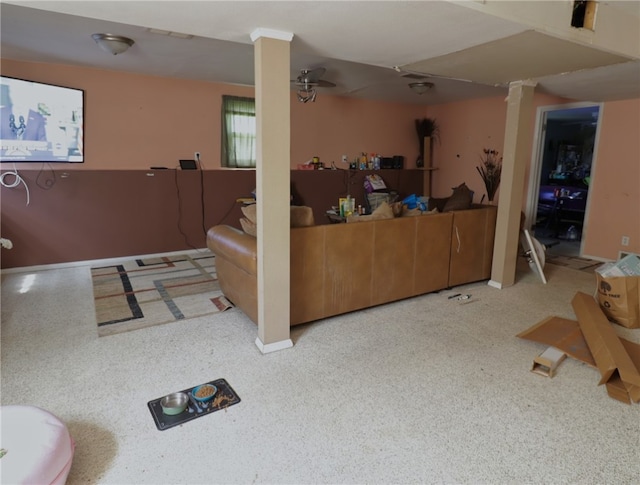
(526, 103, 601, 257)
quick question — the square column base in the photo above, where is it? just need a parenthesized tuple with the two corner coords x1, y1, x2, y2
(255, 337, 293, 354)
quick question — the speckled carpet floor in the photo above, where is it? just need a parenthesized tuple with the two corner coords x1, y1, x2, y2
(2, 255, 639, 484)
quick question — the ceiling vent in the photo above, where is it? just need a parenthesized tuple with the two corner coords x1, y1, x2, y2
(147, 28, 194, 39)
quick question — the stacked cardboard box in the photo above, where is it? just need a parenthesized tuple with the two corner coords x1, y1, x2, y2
(518, 292, 640, 404)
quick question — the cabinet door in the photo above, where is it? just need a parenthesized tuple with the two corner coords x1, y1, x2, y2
(414, 213, 453, 295)
(448, 207, 497, 287)
(371, 218, 416, 306)
(290, 226, 326, 325)
(323, 222, 374, 317)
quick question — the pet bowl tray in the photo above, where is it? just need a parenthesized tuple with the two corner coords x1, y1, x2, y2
(147, 378, 241, 431)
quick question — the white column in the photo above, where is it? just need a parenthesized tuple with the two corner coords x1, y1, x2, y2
(489, 80, 537, 289)
(250, 28, 294, 353)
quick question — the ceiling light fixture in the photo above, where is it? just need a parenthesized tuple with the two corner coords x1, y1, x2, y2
(409, 82, 434, 95)
(91, 33, 135, 55)
(296, 87, 317, 103)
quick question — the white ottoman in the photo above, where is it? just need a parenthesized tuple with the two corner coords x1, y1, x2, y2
(1, 405, 75, 485)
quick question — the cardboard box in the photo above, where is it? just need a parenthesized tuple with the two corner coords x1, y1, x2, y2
(517, 316, 595, 366)
(596, 273, 640, 328)
(531, 347, 566, 378)
(517, 292, 640, 404)
(572, 292, 640, 403)
(595, 255, 640, 329)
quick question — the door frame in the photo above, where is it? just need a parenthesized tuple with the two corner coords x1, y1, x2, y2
(524, 101, 603, 256)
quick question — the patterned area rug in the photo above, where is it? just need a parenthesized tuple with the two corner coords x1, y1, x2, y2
(545, 254, 603, 273)
(91, 253, 233, 336)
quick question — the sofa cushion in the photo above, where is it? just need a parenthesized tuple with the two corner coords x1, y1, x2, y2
(290, 206, 315, 227)
(347, 201, 394, 223)
(240, 204, 314, 236)
(443, 183, 473, 212)
(241, 204, 257, 224)
(239, 217, 257, 237)
(391, 201, 404, 217)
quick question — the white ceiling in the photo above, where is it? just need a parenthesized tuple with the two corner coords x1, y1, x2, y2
(1, 1, 639, 106)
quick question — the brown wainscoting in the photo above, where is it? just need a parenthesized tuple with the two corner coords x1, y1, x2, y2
(1, 168, 422, 269)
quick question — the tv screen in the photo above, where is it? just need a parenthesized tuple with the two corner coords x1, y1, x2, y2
(1, 76, 84, 163)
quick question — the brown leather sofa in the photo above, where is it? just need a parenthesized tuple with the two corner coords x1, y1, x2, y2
(207, 205, 497, 326)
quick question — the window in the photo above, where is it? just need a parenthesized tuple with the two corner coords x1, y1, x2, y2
(221, 95, 256, 168)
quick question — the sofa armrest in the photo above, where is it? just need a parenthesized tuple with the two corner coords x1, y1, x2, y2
(207, 225, 257, 276)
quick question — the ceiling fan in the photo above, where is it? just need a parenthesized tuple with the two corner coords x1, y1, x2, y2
(292, 67, 336, 103)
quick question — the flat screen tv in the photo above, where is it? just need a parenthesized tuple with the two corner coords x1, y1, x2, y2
(1, 76, 84, 163)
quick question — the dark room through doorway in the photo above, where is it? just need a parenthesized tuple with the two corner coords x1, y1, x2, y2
(531, 104, 600, 257)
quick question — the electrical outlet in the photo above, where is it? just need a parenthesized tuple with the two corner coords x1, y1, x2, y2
(341, 154, 348, 163)
(194, 151, 201, 162)
(622, 236, 630, 246)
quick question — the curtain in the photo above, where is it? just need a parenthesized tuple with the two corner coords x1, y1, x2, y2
(221, 95, 256, 168)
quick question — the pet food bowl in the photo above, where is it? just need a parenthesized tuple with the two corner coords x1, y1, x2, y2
(160, 392, 189, 415)
(191, 384, 217, 402)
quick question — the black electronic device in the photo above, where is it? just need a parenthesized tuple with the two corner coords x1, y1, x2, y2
(380, 157, 394, 169)
(392, 155, 404, 169)
(179, 159, 198, 170)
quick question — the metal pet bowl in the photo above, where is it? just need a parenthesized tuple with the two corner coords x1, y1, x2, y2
(191, 384, 217, 402)
(160, 392, 189, 415)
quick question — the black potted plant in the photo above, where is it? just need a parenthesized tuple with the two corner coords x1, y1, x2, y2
(415, 117, 440, 168)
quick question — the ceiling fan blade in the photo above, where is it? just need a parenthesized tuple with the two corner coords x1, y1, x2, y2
(305, 67, 326, 82)
(292, 67, 335, 88)
(316, 79, 336, 88)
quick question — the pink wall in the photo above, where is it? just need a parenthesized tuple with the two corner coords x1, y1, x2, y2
(290, 95, 425, 168)
(427, 94, 640, 260)
(585, 99, 640, 259)
(2, 59, 252, 170)
(426, 93, 569, 202)
(2, 58, 638, 261)
(427, 97, 507, 200)
(2, 59, 425, 170)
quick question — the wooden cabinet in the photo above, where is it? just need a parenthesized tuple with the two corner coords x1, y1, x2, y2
(448, 206, 498, 287)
